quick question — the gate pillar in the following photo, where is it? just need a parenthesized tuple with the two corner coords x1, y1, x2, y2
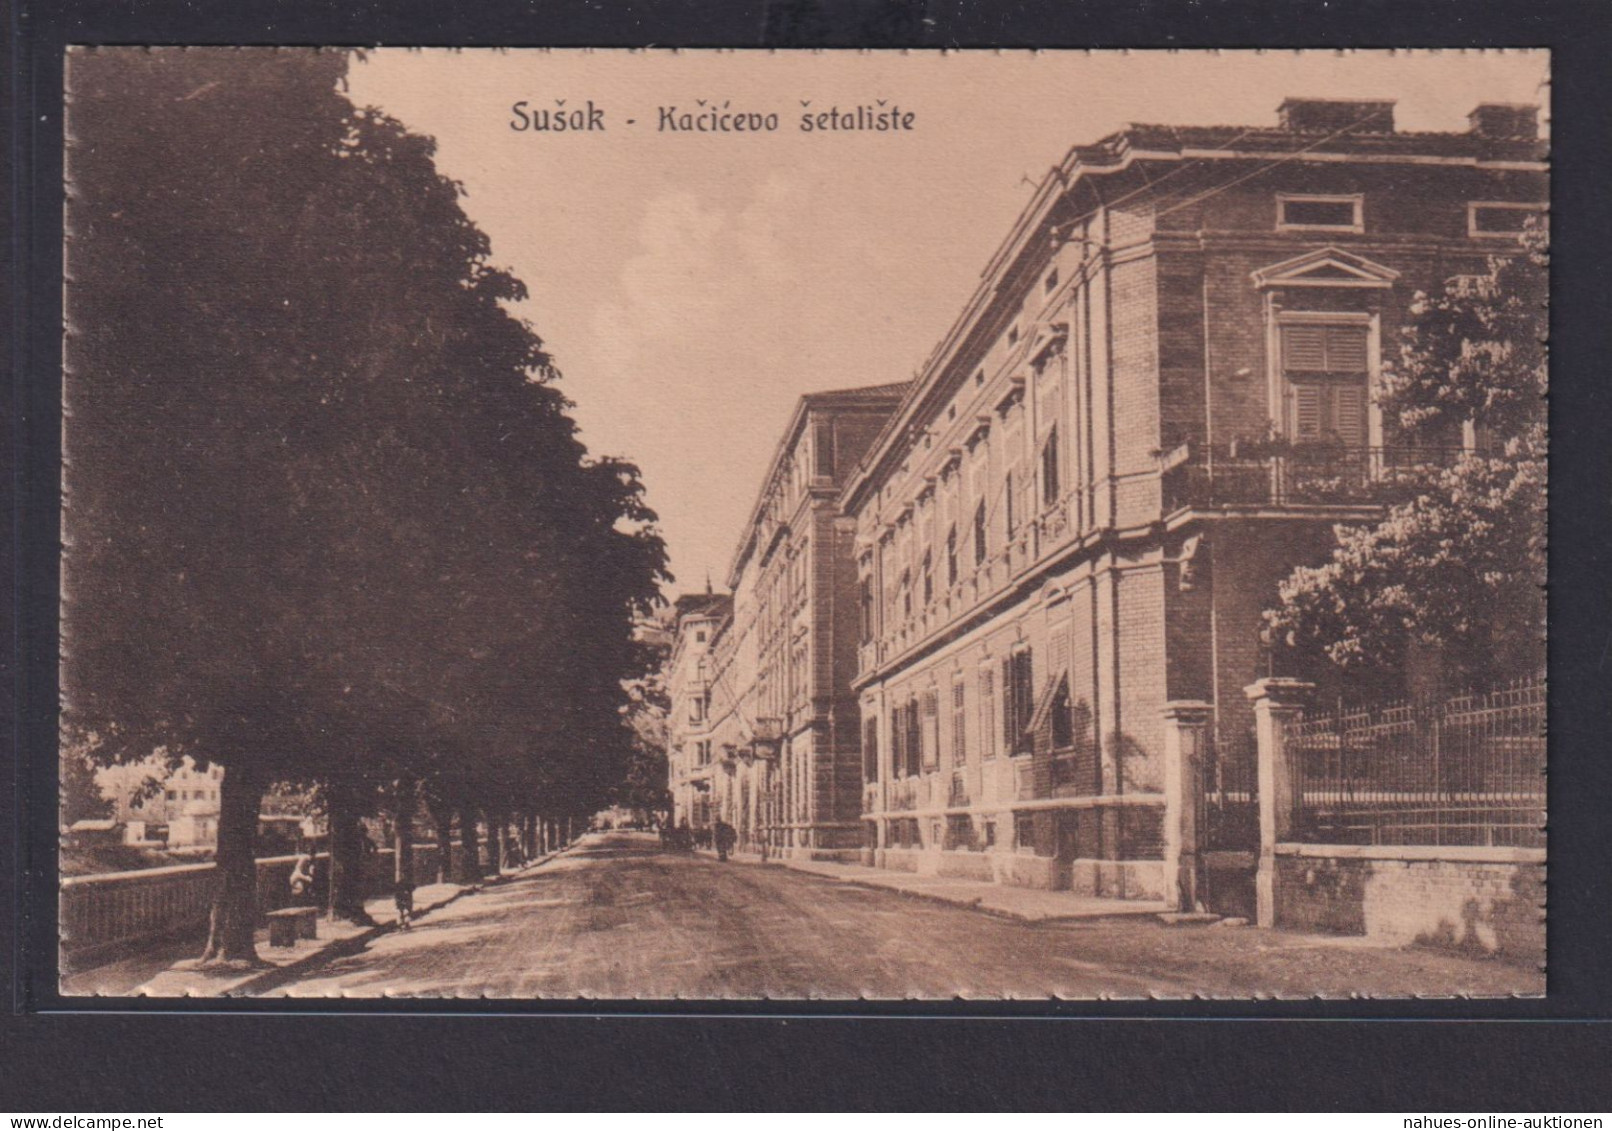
(1246, 678, 1315, 927)
(1162, 701, 1213, 912)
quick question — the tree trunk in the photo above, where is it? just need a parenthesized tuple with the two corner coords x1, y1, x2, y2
(456, 806, 481, 884)
(491, 813, 506, 873)
(394, 779, 416, 889)
(200, 762, 264, 964)
(327, 783, 375, 925)
(430, 800, 454, 884)
(523, 812, 536, 858)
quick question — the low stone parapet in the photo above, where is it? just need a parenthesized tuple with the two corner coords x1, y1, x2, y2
(1272, 843, 1545, 962)
(61, 844, 441, 965)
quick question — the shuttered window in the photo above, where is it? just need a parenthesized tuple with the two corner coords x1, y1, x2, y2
(863, 716, 879, 783)
(1041, 427, 1061, 509)
(1282, 323, 1370, 447)
(1282, 324, 1368, 372)
(951, 681, 968, 766)
(896, 702, 908, 778)
(920, 691, 940, 771)
(1002, 649, 1035, 756)
(978, 668, 997, 760)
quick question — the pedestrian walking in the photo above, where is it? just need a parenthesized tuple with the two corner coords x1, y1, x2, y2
(393, 879, 416, 930)
(714, 820, 736, 862)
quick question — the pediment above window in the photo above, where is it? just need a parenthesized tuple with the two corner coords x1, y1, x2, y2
(1251, 247, 1400, 290)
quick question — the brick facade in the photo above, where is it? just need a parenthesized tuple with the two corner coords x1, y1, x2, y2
(838, 98, 1546, 899)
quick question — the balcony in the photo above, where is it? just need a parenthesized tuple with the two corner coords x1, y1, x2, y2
(1163, 444, 1467, 512)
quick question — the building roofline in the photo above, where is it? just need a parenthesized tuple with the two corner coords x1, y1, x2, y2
(838, 109, 1546, 514)
(724, 381, 910, 588)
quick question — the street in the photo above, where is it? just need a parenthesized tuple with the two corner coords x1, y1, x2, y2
(263, 832, 1541, 999)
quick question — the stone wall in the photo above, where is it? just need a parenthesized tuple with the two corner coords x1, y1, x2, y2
(61, 844, 442, 964)
(1273, 845, 1544, 962)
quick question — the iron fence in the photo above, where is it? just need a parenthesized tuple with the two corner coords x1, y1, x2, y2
(1163, 445, 1467, 511)
(1289, 679, 1545, 847)
(1202, 724, 1260, 851)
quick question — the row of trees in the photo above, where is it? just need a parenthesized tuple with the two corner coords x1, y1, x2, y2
(63, 49, 668, 961)
(1267, 221, 1547, 692)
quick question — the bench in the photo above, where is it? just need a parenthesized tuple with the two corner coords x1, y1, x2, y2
(266, 906, 319, 948)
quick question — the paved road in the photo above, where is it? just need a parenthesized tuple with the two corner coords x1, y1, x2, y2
(266, 832, 1541, 999)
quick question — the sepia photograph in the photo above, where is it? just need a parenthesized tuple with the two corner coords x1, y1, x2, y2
(56, 46, 1548, 1001)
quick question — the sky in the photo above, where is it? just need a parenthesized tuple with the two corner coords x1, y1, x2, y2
(347, 49, 1548, 597)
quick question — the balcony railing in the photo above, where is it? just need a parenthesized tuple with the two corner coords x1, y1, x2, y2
(1163, 445, 1467, 511)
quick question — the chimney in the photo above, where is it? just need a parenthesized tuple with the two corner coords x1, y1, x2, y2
(1277, 98, 1396, 135)
(1468, 103, 1540, 139)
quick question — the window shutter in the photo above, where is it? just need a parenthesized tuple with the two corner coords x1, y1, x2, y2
(1294, 383, 1323, 438)
(896, 705, 907, 778)
(1051, 627, 1070, 679)
(952, 682, 967, 765)
(1282, 325, 1328, 371)
(1004, 470, 1016, 537)
(921, 691, 940, 770)
(979, 668, 996, 758)
(1042, 428, 1060, 507)
(1002, 657, 1016, 749)
(1331, 383, 1367, 446)
(1283, 323, 1368, 374)
(908, 701, 921, 777)
(1325, 325, 1369, 372)
(1018, 651, 1035, 753)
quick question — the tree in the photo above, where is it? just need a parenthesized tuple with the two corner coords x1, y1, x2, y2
(64, 49, 668, 961)
(60, 736, 112, 827)
(615, 626, 674, 825)
(1265, 222, 1547, 689)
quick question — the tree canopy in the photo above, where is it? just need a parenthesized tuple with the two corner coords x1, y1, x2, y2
(1265, 222, 1547, 689)
(63, 47, 667, 957)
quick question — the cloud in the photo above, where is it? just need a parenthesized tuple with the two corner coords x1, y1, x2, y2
(582, 176, 819, 588)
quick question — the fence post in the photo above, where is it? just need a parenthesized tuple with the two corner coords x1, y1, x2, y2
(1246, 677, 1315, 928)
(1161, 700, 1213, 913)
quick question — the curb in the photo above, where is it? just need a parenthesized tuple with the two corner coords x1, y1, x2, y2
(227, 845, 572, 997)
(716, 850, 1166, 926)
(711, 849, 1022, 921)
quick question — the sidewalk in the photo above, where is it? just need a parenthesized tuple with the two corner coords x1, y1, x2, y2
(129, 852, 563, 997)
(711, 849, 1171, 923)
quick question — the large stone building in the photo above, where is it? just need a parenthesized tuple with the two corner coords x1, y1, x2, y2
(666, 591, 733, 833)
(667, 383, 907, 857)
(840, 98, 1546, 904)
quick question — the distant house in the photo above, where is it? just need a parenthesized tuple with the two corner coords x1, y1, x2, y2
(94, 756, 318, 853)
(64, 818, 122, 848)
